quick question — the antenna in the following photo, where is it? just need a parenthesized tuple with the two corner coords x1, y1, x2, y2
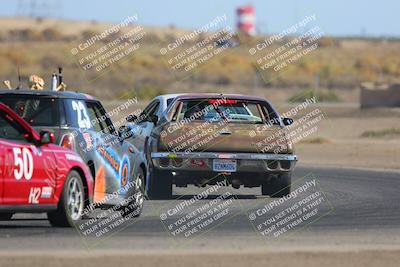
(58, 66, 63, 85)
(17, 66, 21, 90)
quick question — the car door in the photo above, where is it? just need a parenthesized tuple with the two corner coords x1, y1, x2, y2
(132, 100, 160, 153)
(0, 109, 56, 206)
(85, 101, 127, 195)
(65, 98, 110, 201)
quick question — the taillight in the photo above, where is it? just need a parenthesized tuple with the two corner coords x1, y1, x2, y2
(208, 99, 237, 105)
(172, 158, 183, 167)
(60, 134, 74, 150)
(158, 158, 170, 167)
(191, 159, 205, 167)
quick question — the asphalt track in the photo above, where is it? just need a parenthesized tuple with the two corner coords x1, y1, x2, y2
(0, 165, 399, 252)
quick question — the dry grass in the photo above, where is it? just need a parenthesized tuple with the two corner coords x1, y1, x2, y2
(299, 137, 331, 144)
(361, 128, 400, 138)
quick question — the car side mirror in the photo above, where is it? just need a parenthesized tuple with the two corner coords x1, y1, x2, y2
(282, 117, 294, 126)
(150, 115, 158, 125)
(118, 125, 133, 139)
(40, 131, 55, 145)
(126, 114, 137, 123)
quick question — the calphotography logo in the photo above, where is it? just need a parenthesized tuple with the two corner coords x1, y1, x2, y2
(158, 175, 244, 242)
(246, 14, 325, 84)
(70, 14, 147, 81)
(247, 174, 334, 241)
(157, 14, 239, 80)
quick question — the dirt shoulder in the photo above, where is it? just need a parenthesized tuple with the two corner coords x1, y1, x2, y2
(295, 108, 400, 170)
(297, 139, 400, 170)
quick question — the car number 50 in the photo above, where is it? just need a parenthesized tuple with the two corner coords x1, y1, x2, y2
(13, 147, 33, 180)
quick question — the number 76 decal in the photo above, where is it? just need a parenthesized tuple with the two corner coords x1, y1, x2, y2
(13, 147, 33, 180)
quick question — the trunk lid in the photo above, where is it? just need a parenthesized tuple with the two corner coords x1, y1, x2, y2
(159, 121, 289, 153)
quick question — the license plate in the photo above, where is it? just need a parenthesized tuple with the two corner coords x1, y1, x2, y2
(213, 159, 237, 172)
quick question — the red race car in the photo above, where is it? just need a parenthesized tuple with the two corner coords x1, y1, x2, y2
(0, 102, 93, 227)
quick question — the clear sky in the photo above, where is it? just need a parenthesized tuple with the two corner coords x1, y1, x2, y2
(1, 0, 398, 37)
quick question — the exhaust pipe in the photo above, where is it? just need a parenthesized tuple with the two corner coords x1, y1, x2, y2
(231, 179, 241, 189)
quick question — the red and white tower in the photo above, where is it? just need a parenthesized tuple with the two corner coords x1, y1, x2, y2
(236, 4, 256, 36)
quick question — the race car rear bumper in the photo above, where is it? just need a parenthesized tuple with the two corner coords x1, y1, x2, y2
(151, 152, 298, 172)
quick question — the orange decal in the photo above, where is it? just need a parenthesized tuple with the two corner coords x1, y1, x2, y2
(121, 163, 129, 187)
(97, 145, 120, 173)
(93, 165, 106, 203)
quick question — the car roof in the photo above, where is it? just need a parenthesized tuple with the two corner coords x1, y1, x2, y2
(0, 89, 96, 101)
(155, 93, 185, 101)
(173, 93, 267, 102)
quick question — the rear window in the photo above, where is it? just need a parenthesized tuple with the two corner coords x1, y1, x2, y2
(64, 99, 92, 129)
(0, 96, 60, 127)
(174, 99, 278, 124)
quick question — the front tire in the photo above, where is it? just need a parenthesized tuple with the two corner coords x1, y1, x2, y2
(262, 172, 291, 197)
(47, 170, 85, 227)
(147, 168, 172, 200)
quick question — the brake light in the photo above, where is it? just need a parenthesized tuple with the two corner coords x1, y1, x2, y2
(208, 99, 237, 105)
(60, 134, 74, 150)
(191, 159, 205, 167)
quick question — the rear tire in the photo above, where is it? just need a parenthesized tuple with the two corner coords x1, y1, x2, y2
(148, 168, 172, 200)
(262, 172, 291, 197)
(0, 213, 13, 220)
(47, 170, 85, 227)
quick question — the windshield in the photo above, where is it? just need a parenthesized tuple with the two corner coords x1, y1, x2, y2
(0, 96, 60, 127)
